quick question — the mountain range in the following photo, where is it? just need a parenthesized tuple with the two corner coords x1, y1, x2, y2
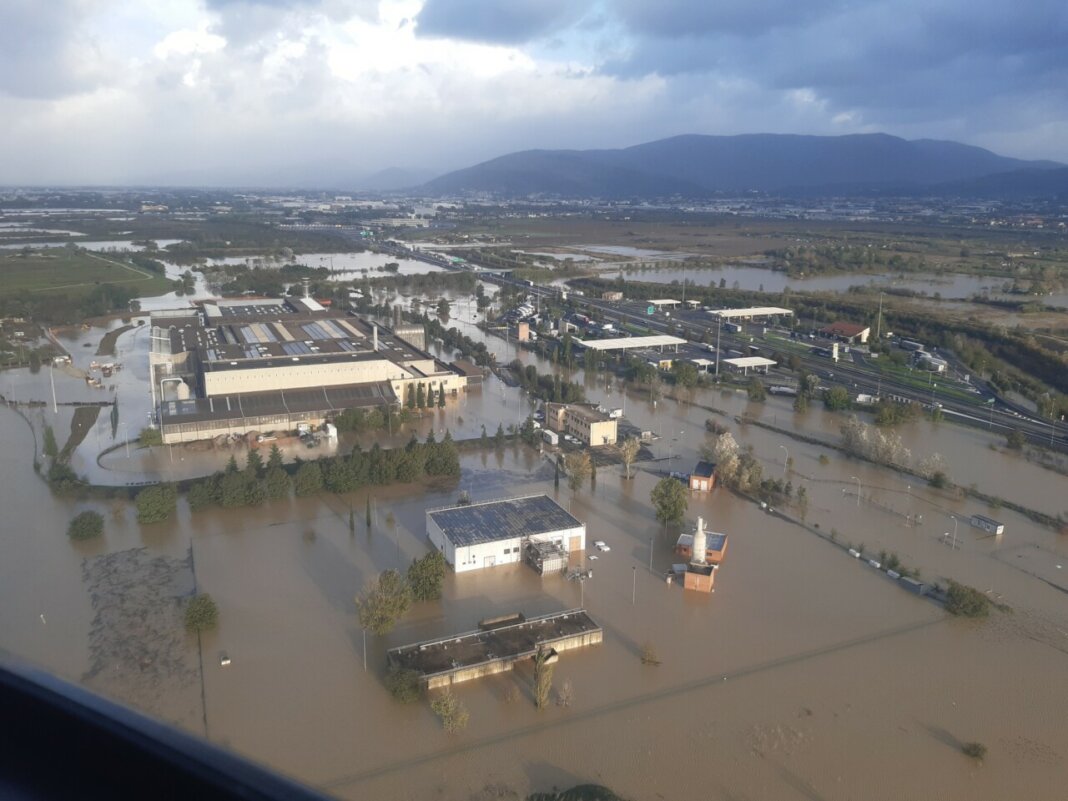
(419, 133, 1066, 199)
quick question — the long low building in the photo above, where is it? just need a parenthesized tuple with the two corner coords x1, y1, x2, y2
(427, 494, 585, 572)
(722, 356, 777, 375)
(574, 334, 686, 352)
(708, 306, 793, 321)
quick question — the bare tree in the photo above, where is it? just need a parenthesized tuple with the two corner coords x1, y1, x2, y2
(619, 437, 640, 479)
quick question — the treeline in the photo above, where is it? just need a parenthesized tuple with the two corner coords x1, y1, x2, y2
(507, 360, 585, 403)
(423, 316, 495, 366)
(0, 282, 140, 325)
(136, 435, 462, 522)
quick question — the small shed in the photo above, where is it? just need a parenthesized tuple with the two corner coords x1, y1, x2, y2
(689, 461, 716, 491)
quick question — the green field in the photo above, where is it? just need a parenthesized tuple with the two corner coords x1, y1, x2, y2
(0, 248, 173, 297)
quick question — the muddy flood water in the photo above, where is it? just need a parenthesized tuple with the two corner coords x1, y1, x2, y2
(2, 315, 1068, 800)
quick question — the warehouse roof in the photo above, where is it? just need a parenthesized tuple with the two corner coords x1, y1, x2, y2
(428, 494, 582, 547)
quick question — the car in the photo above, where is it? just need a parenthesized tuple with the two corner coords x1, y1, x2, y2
(594, 541, 610, 552)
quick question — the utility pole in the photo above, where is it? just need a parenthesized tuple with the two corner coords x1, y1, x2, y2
(50, 364, 58, 414)
(632, 566, 636, 605)
(648, 536, 654, 571)
(875, 292, 884, 341)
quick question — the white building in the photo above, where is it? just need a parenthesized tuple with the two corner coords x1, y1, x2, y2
(426, 495, 586, 573)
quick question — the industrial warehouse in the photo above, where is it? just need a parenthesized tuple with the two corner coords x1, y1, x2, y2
(426, 494, 586, 573)
(148, 297, 469, 443)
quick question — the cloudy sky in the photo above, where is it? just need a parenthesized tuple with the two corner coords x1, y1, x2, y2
(2, 0, 1066, 186)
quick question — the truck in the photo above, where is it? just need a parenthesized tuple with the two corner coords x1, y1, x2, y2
(542, 430, 559, 446)
(724, 322, 743, 334)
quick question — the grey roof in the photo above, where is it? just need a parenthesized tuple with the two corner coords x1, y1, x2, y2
(161, 382, 395, 425)
(428, 495, 582, 547)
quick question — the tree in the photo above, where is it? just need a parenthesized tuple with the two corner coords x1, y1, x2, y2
(246, 448, 264, 477)
(823, 385, 852, 411)
(265, 466, 290, 499)
(1006, 429, 1025, 450)
(185, 593, 219, 633)
(293, 462, 323, 496)
(436, 298, 451, 319)
(494, 423, 506, 448)
(405, 384, 415, 409)
(136, 484, 177, 524)
(962, 742, 987, 761)
(43, 426, 58, 459)
(747, 377, 767, 402)
(366, 496, 372, 528)
(640, 642, 661, 665)
(651, 477, 687, 526)
(671, 360, 698, 388)
(438, 381, 446, 408)
(385, 667, 423, 703)
(218, 470, 249, 507)
(554, 460, 560, 490)
(225, 454, 239, 474)
(68, 510, 103, 541)
(416, 383, 426, 408)
(267, 444, 283, 470)
(430, 689, 468, 734)
(407, 550, 447, 602)
(188, 480, 215, 512)
(356, 569, 412, 635)
(533, 648, 555, 710)
(619, 437, 640, 479)
(564, 451, 592, 492)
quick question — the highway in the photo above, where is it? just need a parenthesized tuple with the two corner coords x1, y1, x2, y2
(378, 239, 1066, 451)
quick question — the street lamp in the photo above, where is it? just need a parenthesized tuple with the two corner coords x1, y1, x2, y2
(851, 475, 860, 507)
(950, 515, 958, 550)
(780, 444, 789, 477)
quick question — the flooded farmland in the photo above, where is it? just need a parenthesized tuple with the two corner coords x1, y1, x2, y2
(2, 295, 1067, 800)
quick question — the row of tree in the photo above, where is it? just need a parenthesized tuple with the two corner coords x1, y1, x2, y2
(507, 360, 586, 403)
(136, 434, 461, 523)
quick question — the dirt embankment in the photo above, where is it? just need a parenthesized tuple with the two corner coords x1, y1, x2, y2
(96, 324, 134, 356)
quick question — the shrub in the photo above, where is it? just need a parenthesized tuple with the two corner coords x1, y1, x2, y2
(962, 742, 987, 761)
(67, 510, 103, 541)
(384, 667, 423, 703)
(136, 484, 177, 524)
(430, 690, 469, 734)
(185, 593, 219, 633)
(945, 581, 991, 619)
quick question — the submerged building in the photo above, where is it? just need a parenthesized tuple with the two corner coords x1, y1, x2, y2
(149, 298, 468, 443)
(674, 517, 728, 593)
(426, 494, 586, 573)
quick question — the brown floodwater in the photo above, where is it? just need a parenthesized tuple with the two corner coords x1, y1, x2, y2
(3, 310, 1068, 799)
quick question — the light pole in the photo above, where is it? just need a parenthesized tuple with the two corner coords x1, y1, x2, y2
(121, 423, 130, 459)
(951, 515, 958, 550)
(851, 475, 860, 507)
(714, 316, 722, 379)
(632, 566, 636, 605)
(780, 444, 789, 477)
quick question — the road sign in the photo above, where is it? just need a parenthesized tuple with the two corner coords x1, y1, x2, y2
(646, 306, 655, 315)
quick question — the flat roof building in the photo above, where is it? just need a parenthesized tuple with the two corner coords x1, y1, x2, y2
(708, 306, 793, 321)
(427, 495, 586, 573)
(545, 402, 618, 447)
(722, 356, 777, 375)
(149, 299, 469, 443)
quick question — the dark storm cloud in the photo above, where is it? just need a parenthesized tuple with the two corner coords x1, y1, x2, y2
(600, 0, 1068, 124)
(415, 0, 591, 44)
